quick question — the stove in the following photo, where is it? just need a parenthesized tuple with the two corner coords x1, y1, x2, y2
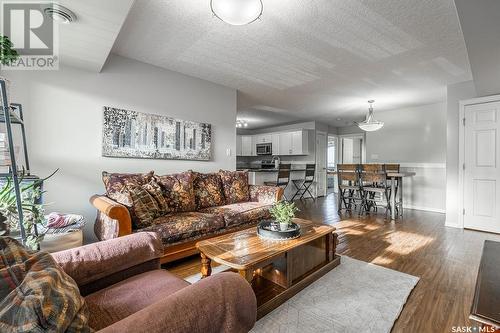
(261, 160, 276, 169)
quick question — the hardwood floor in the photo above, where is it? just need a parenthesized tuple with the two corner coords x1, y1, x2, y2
(166, 194, 500, 333)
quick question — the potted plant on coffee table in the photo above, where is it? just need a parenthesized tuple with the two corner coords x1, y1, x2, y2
(269, 201, 299, 231)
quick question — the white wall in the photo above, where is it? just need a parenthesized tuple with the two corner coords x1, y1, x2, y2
(366, 103, 446, 163)
(445, 80, 477, 226)
(365, 102, 447, 213)
(3, 55, 237, 241)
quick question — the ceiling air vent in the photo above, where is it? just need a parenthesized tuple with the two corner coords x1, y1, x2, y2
(43, 4, 77, 24)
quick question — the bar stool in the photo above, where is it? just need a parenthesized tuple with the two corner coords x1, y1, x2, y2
(384, 163, 402, 217)
(265, 164, 291, 201)
(337, 164, 362, 214)
(291, 164, 316, 201)
(359, 164, 391, 217)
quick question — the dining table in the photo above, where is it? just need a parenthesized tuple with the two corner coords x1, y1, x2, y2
(327, 170, 416, 220)
(386, 171, 416, 220)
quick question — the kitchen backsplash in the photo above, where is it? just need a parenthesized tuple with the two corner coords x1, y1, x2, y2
(237, 158, 315, 169)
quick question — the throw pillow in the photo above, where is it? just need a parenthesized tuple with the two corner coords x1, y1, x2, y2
(127, 184, 163, 229)
(193, 172, 225, 209)
(102, 171, 154, 207)
(218, 170, 250, 204)
(155, 171, 196, 212)
(142, 179, 169, 214)
(0, 237, 91, 332)
(102, 171, 154, 229)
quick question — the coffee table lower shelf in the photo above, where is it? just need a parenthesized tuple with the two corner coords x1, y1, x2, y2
(253, 255, 341, 319)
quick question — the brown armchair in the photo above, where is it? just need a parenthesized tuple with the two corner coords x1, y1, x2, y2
(52, 232, 257, 333)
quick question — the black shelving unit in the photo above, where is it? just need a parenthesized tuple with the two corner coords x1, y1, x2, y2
(0, 78, 33, 243)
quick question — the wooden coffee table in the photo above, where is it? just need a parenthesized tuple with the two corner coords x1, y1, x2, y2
(196, 218, 341, 318)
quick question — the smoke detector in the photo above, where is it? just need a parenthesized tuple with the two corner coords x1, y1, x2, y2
(43, 4, 77, 24)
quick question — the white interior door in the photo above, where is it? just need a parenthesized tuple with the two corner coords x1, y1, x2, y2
(463, 101, 500, 233)
(316, 131, 327, 197)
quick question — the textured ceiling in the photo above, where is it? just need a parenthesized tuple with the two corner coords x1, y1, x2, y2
(31, 0, 135, 72)
(455, 0, 500, 97)
(237, 105, 307, 129)
(113, 0, 472, 127)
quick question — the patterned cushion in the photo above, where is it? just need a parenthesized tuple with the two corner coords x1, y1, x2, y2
(155, 171, 196, 213)
(127, 185, 162, 229)
(201, 202, 272, 227)
(102, 171, 154, 206)
(249, 185, 282, 204)
(0, 237, 91, 332)
(137, 212, 224, 244)
(193, 172, 225, 210)
(218, 170, 250, 204)
(142, 179, 169, 213)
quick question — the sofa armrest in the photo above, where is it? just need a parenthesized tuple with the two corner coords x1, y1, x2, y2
(90, 194, 132, 240)
(51, 232, 163, 287)
(249, 185, 284, 204)
(97, 272, 256, 333)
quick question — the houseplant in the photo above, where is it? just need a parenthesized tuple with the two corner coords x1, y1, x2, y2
(0, 169, 58, 250)
(0, 35, 19, 65)
(269, 201, 299, 231)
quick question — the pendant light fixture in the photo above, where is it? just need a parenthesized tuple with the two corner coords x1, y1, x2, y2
(357, 100, 384, 132)
(210, 0, 263, 26)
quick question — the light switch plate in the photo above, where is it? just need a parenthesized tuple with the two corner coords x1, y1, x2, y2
(226, 148, 231, 156)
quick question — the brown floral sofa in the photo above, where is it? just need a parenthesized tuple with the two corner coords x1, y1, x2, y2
(90, 170, 283, 263)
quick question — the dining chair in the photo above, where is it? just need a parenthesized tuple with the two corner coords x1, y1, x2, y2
(291, 164, 316, 201)
(336, 164, 362, 214)
(384, 163, 402, 217)
(265, 164, 291, 201)
(359, 164, 391, 217)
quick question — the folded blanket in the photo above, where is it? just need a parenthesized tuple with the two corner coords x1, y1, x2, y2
(47, 213, 84, 229)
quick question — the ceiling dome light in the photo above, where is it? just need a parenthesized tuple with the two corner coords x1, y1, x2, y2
(210, 0, 263, 26)
(357, 100, 384, 132)
(43, 4, 77, 24)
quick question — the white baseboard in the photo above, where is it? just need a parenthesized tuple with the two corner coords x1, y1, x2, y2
(399, 163, 446, 169)
(403, 204, 445, 214)
(444, 222, 462, 229)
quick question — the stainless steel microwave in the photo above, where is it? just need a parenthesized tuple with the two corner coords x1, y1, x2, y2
(256, 143, 272, 155)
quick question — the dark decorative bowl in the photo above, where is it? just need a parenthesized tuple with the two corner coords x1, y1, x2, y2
(257, 220, 301, 240)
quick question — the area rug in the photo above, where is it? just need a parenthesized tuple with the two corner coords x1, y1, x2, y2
(184, 256, 419, 333)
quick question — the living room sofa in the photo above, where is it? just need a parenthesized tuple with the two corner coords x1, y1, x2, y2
(0, 232, 256, 332)
(91, 170, 283, 263)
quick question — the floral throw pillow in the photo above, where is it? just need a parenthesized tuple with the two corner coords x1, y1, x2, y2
(193, 172, 225, 210)
(155, 171, 196, 212)
(102, 171, 154, 207)
(218, 170, 250, 204)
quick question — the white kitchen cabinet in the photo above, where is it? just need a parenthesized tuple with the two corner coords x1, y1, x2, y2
(294, 130, 309, 155)
(241, 136, 253, 156)
(279, 131, 308, 155)
(279, 132, 293, 155)
(238, 131, 308, 156)
(255, 134, 272, 144)
(272, 133, 280, 155)
(236, 136, 242, 156)
(251, 136, 257, 156)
